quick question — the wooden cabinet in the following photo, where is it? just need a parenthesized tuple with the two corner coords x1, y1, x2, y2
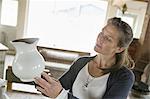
(0, 43, 8, 78)
(133, 3, 150, 81)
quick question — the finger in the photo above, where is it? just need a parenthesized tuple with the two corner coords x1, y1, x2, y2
(43, 71, 52, 76)
(36, 86, 47, 96)
(34, 77, 50, 89)
(41, 72, 51, 82)
(41, 72, 56, 83)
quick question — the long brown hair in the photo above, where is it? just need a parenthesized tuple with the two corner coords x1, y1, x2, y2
(108, 17, 135, 69)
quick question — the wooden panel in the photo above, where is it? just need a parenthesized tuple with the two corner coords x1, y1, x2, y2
(133, 4, 150, 81)
(38, 46, 90, 64)
(5, 65, 66, 91)
(128, 38, 141, 61)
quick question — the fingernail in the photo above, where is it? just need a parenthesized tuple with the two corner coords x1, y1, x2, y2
(48, 73, 51, 76)
(34, 77, 40, 80)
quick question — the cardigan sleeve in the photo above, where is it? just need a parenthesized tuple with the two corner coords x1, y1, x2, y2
(59, 57, 80, 90)
(58, 57, 83, 99)
(103, 67, 135, 99)
(59, 56, 91, 90)
(55, 89, 68, 99)
(57, 61, 79, 99)
(58, 56, 92, 99)
(55, 88, 79, 99)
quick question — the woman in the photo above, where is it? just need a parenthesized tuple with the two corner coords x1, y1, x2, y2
(34, 17, 135, 99)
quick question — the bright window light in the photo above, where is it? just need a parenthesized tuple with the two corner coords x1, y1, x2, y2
(116, 10, 139, 38)
(0, 0, 18, 26)
(25, 0, 108, 53)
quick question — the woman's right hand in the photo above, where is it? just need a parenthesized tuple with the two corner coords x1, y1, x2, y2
(34, 72, 63, 98)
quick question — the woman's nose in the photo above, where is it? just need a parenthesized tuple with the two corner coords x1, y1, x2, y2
(97, 35, 104, 44)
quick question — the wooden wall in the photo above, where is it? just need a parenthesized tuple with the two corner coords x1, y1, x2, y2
(133, 1, 150, 82)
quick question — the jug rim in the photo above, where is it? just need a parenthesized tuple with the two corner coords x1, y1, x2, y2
(11, 38, 39, 44)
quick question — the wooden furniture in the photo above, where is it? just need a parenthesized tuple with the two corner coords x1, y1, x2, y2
(0, 43, 8, 78)
(131, 1, 150, 82)
(133, 18, 150, 82)
(128, 38, 141, 62)
(38, 46, 90, 64)
(6, 66, 50, 91)
(5, 47, 90, 91)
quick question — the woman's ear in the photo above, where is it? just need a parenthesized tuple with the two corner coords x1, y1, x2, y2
(116, 47, 125, 53)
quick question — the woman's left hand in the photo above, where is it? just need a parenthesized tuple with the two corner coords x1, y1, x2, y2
(34, 72, 63, 98)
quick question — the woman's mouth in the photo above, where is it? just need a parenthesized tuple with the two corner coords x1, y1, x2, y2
(96, 44, 102, 48)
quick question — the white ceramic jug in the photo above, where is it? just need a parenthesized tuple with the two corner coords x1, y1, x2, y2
(11, 38, 45, 82)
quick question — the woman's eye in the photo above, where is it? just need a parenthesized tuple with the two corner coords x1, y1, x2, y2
(105, 37, 112, 42)
(108, 38, 111, 41)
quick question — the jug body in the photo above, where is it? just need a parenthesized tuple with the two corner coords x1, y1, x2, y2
(11, 38, 45, 82)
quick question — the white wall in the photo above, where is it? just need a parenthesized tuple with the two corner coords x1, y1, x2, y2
(0, 25, 17, 49)
(0, 0, 28, 49)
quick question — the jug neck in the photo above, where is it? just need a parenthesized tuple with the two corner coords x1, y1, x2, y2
(11, 38, 39, 52)
(13, 42, 38, 52)
(12, 38, 39, 44)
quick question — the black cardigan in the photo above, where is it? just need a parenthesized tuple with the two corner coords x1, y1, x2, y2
(59, 56, 135, 99)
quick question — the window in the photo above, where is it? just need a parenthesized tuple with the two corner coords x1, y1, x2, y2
(0, 0, 18, 26)
(116, 1, 148, 38)
(116, 10, 138, 38)
(25, 0, 108, 53)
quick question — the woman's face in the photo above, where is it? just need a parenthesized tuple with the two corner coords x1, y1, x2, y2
(94, 24, 123, 55)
